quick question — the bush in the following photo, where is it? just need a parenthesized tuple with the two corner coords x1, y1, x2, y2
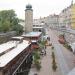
(35, 61, 41, 70)
(51, 52, 55, 59)
(33, 51, 40, 60)
(52, 61, 57, 71)
(38, 40, 46, 49)
(33, 50, 41, 71)
(34, 60, 41, 70)
(51, 46, 54, 49)
(63, 43, 72, 51)
(51, 51, 57, 71)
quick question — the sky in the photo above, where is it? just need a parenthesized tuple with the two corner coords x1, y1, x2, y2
(0, 0, 75, 19)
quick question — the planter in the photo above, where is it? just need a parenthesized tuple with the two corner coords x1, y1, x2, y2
(63, 43, 72, 51)
(51, 52, 55, 59)
(34, 60, 41, 71)
(51, 51, 57, 71)
(33, 50, 41, 71)
(52, 62, 57, 71)
(49, 43, 52, 46)
(51, 46, 54, 49)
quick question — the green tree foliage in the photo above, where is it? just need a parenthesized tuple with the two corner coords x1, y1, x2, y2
(0, 10, 23, 35)
(51, 52, 55, 59)
(33, 50, 41, 70)
(12, 24, 23, 35)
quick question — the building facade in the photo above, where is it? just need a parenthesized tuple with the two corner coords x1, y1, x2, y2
(33, 19, 45, 32)
(71, 3, 75, 29)
(0, 37, 33, 75)
(57, 1, 75, 45)
(48, 14, 59, 29)
(59, 6, 71, 30)
(59, 1, 75, 30)
(33, 14, 59, 30)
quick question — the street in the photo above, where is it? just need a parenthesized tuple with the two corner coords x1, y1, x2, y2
(29, 28, 75, 75)
(48, 29, 75, 75)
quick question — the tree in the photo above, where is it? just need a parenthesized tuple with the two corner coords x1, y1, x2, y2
(2, 20, 11, 32)
(0, 10, 23, 35)
(33, 50, 41, 70)
(12, 24, 23, 35)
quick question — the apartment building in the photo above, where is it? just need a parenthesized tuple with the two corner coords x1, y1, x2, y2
(33, 19, 45, 32)
(71, 3, 75, 29)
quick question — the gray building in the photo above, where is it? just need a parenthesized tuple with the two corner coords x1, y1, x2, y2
(33, 19, 45, 32)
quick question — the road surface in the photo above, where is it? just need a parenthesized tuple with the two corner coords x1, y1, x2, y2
(47, 29, 70, 75)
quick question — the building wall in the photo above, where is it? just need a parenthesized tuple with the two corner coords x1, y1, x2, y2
(33, 19, 45, 33)
(59, 12, 65, 27)
(65, 7, 71, 28)
(71, 4, 75, 29)
(59, 3, 75, 30)
(33, 15, 59, 29)
(48, 15, 59, 28)
(25, 10, 33, 33)
(59, 6, 71, 29)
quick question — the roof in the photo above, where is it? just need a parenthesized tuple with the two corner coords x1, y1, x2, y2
(31, 40, 37, 43)
(11, 36, 24, 40)
(26, 4, 32, 9)
(22, 32, 42, 37)
(0, 40, 30, 67)
(25, 4, 33, 11)
(68, 68, 75, 75)
(0, 41, 16, 54)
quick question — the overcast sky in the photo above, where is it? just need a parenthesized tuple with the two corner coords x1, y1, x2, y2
(0, 0, 75, 19)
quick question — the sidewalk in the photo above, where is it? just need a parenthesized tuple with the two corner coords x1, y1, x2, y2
(52, 29, 75, 71)
(29, 29, 75, 75)
(38, 46, 62, 75)
(48, 29, 70, 75)
(28, 46, 62, 75)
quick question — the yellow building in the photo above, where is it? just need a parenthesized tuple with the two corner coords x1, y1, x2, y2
(71, 3, 75, 29)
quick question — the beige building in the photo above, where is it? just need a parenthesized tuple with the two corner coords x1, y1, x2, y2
(59, 6, 71, 29)
(25, 4, 33, 33)
(58, 1, 75, 45)
(59, 10, 66, 28)
(71, 3, 75, 29)
(59, 1, 75, 30)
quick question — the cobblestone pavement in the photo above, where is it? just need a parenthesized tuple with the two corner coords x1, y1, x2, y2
(48, 29, 70, 75)
(29, 29, 75, 75)
(48, 29, 75, 75)
(38, 46, 62, 75)
(29, 46, 62, 75)
(53, 30, 75, 71)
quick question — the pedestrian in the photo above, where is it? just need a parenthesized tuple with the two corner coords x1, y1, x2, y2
(45, 45, 46, 49)
(44, 50, 46, 55)
(49, 37, 50, 41)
